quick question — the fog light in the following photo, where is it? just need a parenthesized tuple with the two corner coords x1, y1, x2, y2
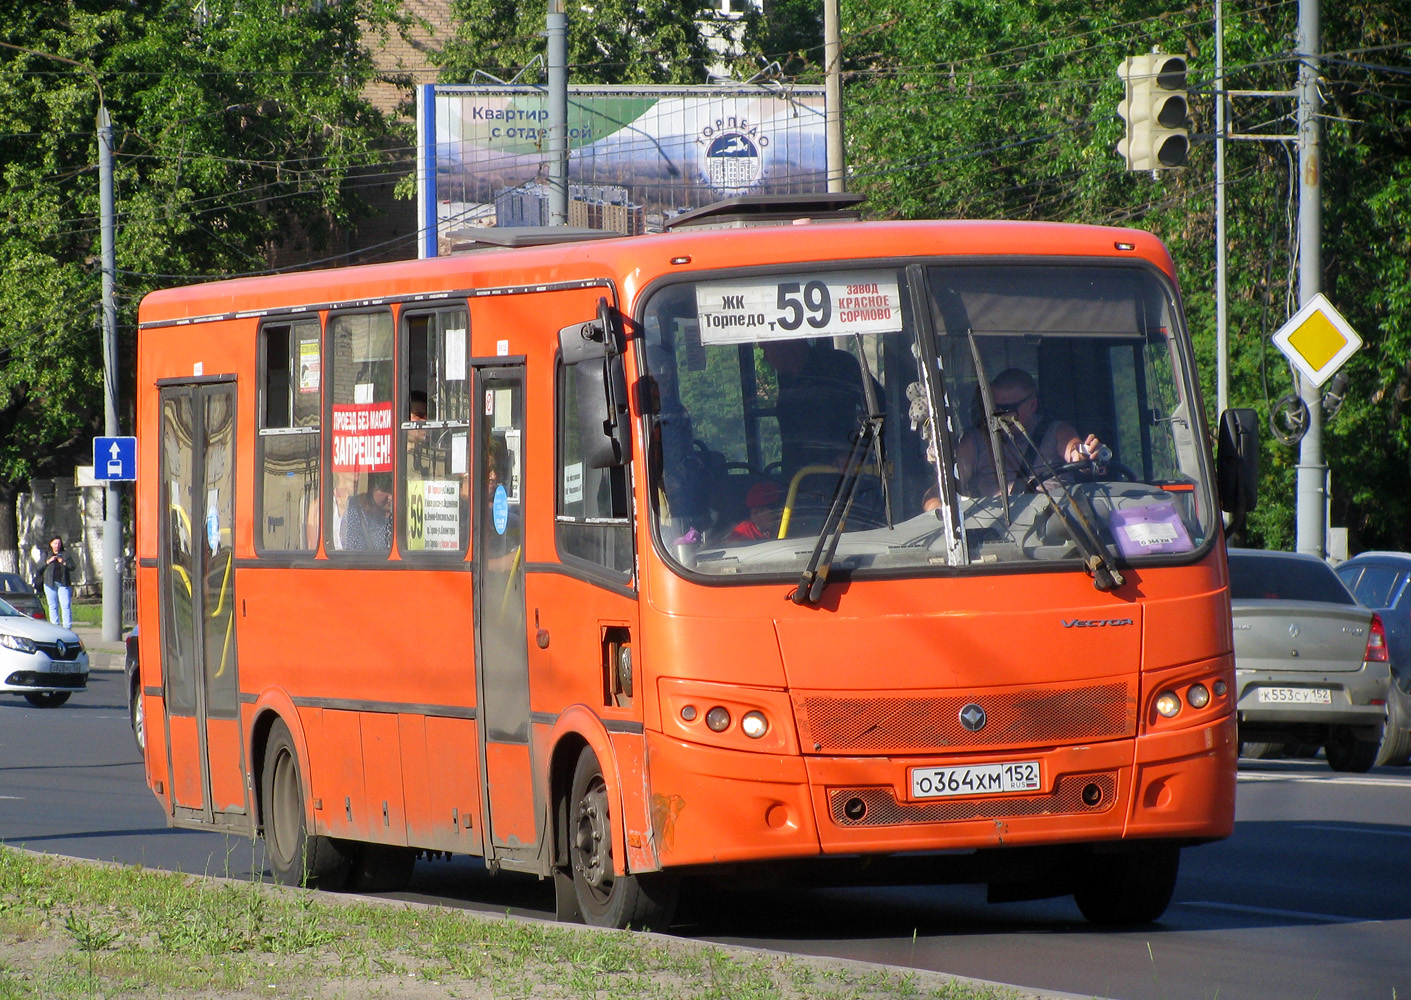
(1155, 690, 1182, 718)
(705, 706, 731, 732)
(741, 711, 768, 739)
(680, 705, 697, 722)
(1213, 679, 1227, 697)
(1187, 683, 1211, 709)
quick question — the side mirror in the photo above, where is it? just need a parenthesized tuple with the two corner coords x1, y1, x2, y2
(1217, 408, 1259, 514)
(558, 298, 631, 469)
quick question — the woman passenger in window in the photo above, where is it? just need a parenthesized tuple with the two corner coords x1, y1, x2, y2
(341, 472, 393, 551)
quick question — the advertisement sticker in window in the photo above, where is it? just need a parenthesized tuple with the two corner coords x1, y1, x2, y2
(332, 402, 394, 472)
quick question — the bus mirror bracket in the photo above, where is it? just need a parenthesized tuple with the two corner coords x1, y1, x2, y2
(557, 299, 631, 469)
(1217, 407, 1259, 515)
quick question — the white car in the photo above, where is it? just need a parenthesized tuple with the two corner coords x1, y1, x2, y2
(0, 598, 88, 707)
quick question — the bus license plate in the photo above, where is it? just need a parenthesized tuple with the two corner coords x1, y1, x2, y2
(911, 760, 1042, 799)
(1258, 687, 1331, 704)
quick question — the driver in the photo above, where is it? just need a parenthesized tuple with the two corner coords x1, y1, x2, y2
(955, 368, 1103, 497)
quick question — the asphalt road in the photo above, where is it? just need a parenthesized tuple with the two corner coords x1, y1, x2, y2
(3, 666, 1409, 1000)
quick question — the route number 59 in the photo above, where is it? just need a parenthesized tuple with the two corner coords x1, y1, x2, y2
(777, 281, 832, 331)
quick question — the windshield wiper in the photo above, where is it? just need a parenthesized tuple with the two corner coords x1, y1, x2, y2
(966, 329, 1012, 526)
(792, 338, 886, 605)
(1003, 423, 1126, 592)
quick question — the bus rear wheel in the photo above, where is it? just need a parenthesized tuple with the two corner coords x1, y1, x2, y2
(261, 719, 351, 889)
(564, 748, 677, 931)
(1072, 844, 1180, 925)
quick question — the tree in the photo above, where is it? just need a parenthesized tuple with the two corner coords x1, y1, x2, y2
(438, 0, 718, 85)
(0, 0, 412, 572)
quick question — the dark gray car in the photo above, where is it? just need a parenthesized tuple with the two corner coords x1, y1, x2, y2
(1229, 548, 1389, 772)
(0, 572, 46, 620)
(1334, 550, 1411, 766)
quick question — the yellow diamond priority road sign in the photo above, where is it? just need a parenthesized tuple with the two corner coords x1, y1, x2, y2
(1271, 293, 1362, 389)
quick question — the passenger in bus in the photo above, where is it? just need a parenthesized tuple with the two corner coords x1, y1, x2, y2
(762, 338, 875, 480)
(728, 480, 785, 541)
(341, 472, 393, 551)
(481, 436, 522, 571)
(955, 368, 1102, 496)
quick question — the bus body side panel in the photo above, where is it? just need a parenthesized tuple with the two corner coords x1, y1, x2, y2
(420, 715, 485, 854)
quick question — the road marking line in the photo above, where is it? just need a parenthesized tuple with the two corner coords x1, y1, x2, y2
(1238, 773, 1411, 788)
(1294, 823, 1411, 838)
(1181, 901, 1367, 924)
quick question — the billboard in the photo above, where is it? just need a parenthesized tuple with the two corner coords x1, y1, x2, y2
(416, 84, 828, 256)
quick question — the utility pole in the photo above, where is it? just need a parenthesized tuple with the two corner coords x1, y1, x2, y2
(98, 107, 122, 642)
(824, 0, 844, 193)
(1294, 0, 1324, 556)
(546, 0, 568, 225)
(1214, 0, 1228, 414)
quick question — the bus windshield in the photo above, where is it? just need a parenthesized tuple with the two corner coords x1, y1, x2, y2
(641, 261, 1214, 580)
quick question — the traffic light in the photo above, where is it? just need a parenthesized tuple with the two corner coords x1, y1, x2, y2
(1116, 53, 1189, 171)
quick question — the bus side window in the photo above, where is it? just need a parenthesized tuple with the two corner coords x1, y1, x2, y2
(257, 317, 321, 553)
(556, 359, 632, 577)
(328, 310, 395, 555)
(400, 307, 471, 556)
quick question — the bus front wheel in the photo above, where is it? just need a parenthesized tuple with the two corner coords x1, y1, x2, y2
(564, 748, 677, 931)
(261, 719, 351, 890)
(1072, 844, 1179, 925)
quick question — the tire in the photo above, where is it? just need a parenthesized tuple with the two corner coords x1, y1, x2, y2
(565, 748, 678, 931)
(24, 691, 70, 708)
(1239, 741, 1284, 760)
(1377, 695, 1411, 767)
(260, 719, 351, 889)
(1325, 726, 1379, 773)
(1072, 844, 1180, 926)
(129, 677, 146, 753)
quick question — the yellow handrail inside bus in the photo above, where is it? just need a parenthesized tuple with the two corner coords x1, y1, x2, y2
(777, 464, 888, 539)
(211, 548, 235, 679)
(497, 544, 523, 622)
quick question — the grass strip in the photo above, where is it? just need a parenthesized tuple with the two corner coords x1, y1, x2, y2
(0, 847, 1028, 1000)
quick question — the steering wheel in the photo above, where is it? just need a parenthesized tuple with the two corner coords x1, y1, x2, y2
(1044, 457, 1138, 484)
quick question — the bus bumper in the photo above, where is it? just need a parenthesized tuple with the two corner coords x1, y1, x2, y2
(644, 711, 1235, 869)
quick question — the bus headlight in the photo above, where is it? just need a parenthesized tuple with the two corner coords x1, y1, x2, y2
(1155, 690, 1182, 718)
(1186, 683, 1211, 709)
(740, 711, 769, 739)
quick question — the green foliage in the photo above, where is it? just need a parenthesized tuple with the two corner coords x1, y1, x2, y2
(0, 0, 410, 491)
(835, 0, 1411, 551)
(439, 0, 718, 85)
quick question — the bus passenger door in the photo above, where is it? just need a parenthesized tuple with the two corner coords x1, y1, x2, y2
(157, 380, 247, 831)
(472, 366, 537, 865)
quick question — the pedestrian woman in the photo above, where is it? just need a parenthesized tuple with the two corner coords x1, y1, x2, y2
(40, 535, 74, 630)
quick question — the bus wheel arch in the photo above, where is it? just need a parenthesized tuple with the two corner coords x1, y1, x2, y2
(560, 744, 678, 931)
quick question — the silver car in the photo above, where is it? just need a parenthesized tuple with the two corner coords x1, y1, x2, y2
(0, 597, 88, 707)
(1229, 548, 1389, 772)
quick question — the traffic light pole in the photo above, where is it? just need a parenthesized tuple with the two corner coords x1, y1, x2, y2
(1294, 0, 1325, 557)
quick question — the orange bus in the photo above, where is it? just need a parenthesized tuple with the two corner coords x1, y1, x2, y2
(134, 199, 1257, 930)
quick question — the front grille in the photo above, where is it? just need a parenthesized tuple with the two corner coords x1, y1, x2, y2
(827, 771, 1118, 826)
(34, 641, 81, 661)
(795, 682, 1135, 754)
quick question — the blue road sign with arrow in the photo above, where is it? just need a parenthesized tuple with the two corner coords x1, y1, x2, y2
(93, 436, 137, 482)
